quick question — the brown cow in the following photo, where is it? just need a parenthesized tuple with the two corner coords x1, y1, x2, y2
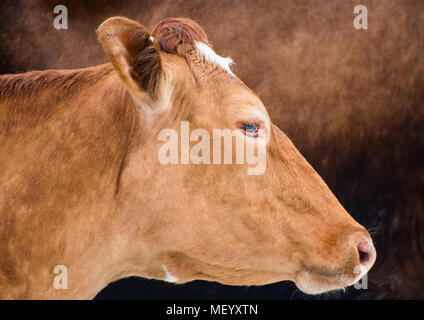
(0, 17, 375, 299)
(2, 0, 423, 300)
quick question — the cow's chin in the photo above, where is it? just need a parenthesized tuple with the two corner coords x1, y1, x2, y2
(294, 269, 363, 295)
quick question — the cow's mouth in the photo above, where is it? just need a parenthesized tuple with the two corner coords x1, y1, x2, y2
(294, 261, 367, 295)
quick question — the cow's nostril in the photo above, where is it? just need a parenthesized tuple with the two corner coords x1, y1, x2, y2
(358, 248, 369, 265)
(357, 238, 375, 268)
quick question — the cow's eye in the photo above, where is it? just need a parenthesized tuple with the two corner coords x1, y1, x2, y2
(237, 119, 266, 138)
(242, 123, 258, 133)
(241, 122, 260, 137)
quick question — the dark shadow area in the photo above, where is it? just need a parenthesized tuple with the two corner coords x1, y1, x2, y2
(94, 277, 364, 300)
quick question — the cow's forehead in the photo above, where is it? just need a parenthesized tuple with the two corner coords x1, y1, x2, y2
(194, 41, 235, 77)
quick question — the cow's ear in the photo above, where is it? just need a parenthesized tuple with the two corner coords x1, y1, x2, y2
(97, 17, 161, 103)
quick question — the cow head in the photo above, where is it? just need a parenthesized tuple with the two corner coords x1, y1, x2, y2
(96, 17, 376, 294)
